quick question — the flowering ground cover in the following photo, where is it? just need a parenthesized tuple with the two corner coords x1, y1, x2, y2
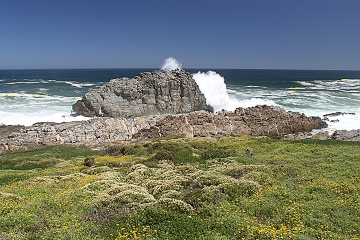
(0, 136, 359, 239)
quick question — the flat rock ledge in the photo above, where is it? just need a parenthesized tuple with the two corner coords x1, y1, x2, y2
(0, 105, 327, 152)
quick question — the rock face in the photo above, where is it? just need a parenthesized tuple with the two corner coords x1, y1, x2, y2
(332, 129, 360, 141)
(0, 125, 24, 136)
(0, 106, 327, 152)
(134, 105, 327, 139)
(0, 117, 160, 152)
(72, 69, 213, 118)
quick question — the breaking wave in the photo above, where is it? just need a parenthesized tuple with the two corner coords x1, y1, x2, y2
(192, 70, 275, 112)
(192, 71, 239, 112)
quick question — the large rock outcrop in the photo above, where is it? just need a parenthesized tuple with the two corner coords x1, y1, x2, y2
(0, 106, 327, 152)
(72, 69, 213, 118)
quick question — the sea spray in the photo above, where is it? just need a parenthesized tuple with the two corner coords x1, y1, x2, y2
(161, 57, 182, 70)
(160, 57, 245, 112)
(193, 71, 233, 112)
(160, 58, 275, 112)
(192, 70, 274, 112)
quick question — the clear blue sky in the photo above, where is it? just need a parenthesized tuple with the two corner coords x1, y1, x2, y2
(1, 0, 359, 70)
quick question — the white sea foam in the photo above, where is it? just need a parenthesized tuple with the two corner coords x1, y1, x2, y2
(245, 85, 265, 88)
(192, 70, 276, 112)
(0, 92, 86, 126)
(3, 79, 97, 88)
(0, 92, 80, 101)
(160, 57, 278, 112)
(325, 114, 360, 131)
(161, 57, 182, 70)
(0, 74, 103, 126)
(288, 78, 360, 129)
(297, 81, 314, 86)
(46, 79, 97, 87)
(237, 98, 276, 108)
(64, 81, 95, 88)
(191, 69, 360, 130)
(192, 71, 232, 112)
(0, 92, 44, 98)
(0, 110, 89, 126)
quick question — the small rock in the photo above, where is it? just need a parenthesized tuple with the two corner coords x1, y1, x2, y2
(312, 131, 330, 140)
(84, 156, 95, 167)
(245, 148, 253, 157)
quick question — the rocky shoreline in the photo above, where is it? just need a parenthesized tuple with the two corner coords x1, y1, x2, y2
(1, 105, 329, 152)
(1, 106, 359, 153)
(1, 69, 359, 152)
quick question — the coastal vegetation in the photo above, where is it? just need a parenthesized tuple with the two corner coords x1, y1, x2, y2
(0, 136, 359, 239)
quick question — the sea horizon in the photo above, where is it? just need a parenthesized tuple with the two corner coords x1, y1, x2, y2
(1, 67, 360, 72)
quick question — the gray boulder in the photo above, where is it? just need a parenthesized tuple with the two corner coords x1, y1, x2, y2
(332, 129, 360, 141)
(72, 69, 213, 118)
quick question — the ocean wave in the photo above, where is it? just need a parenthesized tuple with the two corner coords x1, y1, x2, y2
(323, 113, 360, 131)
(289, 80, 359, 94)
(0, 92, 82, 103)
(245, 85, 267, 89)
(0, 110, 90, 126)
(236, 98, 277, 108)
(296, 81, 315, 86)
(3, 79, 99, 87)
(5, 81, 43, 85)
(0, 92, 44, 98)
(63, 81, 98, 88)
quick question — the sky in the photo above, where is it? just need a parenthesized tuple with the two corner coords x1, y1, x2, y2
(0, 0, 359, 70)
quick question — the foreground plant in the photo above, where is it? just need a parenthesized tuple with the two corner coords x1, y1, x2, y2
(0, 137, 359, 239)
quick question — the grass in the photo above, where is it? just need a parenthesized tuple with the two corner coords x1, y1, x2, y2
(0, 136, 359, 239)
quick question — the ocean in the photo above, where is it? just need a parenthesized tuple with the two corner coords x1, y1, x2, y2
(0, 68, 359, 130)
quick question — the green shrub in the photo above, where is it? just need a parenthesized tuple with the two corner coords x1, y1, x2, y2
(150, 150, 174, 161)
(126, 207, 209, 239)
(1, 137, 359, 239)
(100, 144, 142, 156)
(84, 156, 95, 167)
(200, 148, 229, 160)
(147, 141, 182, 153)
(173, 149, 200, 165)
(221, 180, 260, 198)
(146, 141, 203, 165)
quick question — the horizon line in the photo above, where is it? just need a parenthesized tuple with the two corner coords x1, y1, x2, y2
(1, 67, 360, 71)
